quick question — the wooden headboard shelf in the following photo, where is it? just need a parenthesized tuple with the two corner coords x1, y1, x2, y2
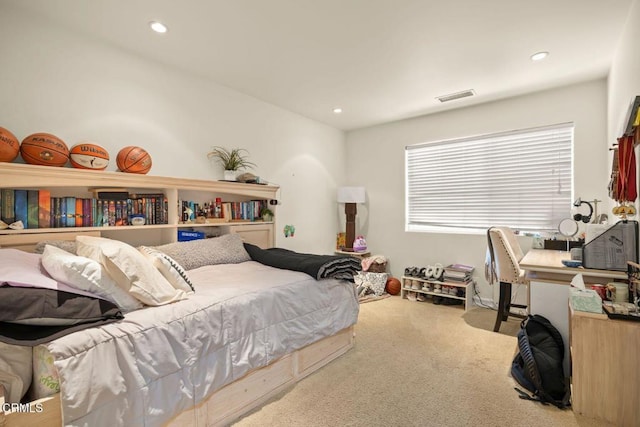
(0, 162, 278, 249)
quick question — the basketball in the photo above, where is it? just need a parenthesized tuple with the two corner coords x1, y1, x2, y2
(20, 133, 69, 167)
(0, 127, 20, 162)
(386, 277, 401, 295)
(69, 142, 110, 170)
(116, 146, 152, 174)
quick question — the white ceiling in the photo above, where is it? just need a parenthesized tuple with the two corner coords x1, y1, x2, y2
(8, 0, 635, 131)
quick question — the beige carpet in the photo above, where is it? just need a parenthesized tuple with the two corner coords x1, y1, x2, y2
(233, 296, 612, 427)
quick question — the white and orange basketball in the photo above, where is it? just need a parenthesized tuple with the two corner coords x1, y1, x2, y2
(69, 142, 110, 170)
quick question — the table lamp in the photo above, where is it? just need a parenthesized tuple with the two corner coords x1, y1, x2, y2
(337, 186, 366, 251)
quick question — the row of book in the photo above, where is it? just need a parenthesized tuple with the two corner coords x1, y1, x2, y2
(179, 199, 270, 222)
(0, 189, 168, 229)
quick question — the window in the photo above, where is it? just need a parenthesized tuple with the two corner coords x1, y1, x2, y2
(406, 123, 573, 233)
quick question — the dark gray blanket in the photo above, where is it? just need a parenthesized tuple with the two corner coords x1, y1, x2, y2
(0, 285, 124, 346)
(243, 243, 361, 280)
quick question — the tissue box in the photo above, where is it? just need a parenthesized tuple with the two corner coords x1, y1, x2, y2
(570, 288, 603, 313)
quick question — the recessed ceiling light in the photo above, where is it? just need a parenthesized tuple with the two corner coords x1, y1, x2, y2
(333, 108, 343, 114)
(530, 51, 549, 61)
(150, 21, 168, 33)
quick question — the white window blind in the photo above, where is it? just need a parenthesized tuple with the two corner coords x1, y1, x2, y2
(406, 123, 573, 233)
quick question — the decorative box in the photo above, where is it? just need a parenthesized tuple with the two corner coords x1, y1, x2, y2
(570, 288, 603, 313)
(177, 230, 205, 242)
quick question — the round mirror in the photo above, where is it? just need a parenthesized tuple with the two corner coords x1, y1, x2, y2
(558, 218, 579, 238)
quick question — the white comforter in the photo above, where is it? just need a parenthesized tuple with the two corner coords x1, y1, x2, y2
(46, 261, 359, 426)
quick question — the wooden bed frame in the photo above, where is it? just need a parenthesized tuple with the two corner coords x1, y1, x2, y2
(0, 230, 357, 426)
(1, 326, 355, 427)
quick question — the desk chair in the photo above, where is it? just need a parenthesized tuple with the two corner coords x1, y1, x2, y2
(486, 227, 528, 332)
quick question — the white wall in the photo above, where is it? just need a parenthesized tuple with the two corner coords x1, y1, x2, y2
(0, 5, 346, 252)
(608, 0, 640, 259)
(346, 80, 609, 304)
(608, 0, 640, 143)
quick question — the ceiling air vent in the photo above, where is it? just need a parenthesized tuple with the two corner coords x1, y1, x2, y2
(436, 89, 475, 103)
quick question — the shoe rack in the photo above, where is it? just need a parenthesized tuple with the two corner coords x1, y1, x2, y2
(400, 275, 474, 312)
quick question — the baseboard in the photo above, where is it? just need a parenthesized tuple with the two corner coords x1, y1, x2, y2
(472, 294, 496, 310)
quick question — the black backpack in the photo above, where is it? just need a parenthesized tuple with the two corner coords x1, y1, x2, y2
(511, 314, 571, 408)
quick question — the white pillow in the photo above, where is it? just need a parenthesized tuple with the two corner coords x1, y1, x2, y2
(41, 244, 143, 312)
(76, 235, 187, 306)
(0, 342, 32, 404)
(138, 246, 195, 294)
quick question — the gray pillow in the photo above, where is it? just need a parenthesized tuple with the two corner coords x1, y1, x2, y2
(34, 240, 77, 255)
(154, 233, 251, 271)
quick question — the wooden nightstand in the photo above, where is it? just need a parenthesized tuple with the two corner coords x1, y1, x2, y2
(335, 249, 371, 260)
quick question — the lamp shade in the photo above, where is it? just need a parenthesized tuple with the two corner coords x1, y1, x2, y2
(337, 186, 366, 203)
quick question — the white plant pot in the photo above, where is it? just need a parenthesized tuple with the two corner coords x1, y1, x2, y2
(224, 170, 237, 181)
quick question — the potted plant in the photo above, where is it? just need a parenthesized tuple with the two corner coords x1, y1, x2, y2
(260, 207, 274, 222)
(207, 146, 256, 181)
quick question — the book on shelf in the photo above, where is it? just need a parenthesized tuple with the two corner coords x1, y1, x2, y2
(84, 198, 92, 227)
(75, 198, 83, 227)
(38, 190, 51, 228)
(442, 274, 472, 282)
(52, 197, 62, 228)
(14, 190, 28, 228)
(445, 263, 475, 273)
(65, 197, 76, 227)
(27, 190, 38, 229)
(1, 189, 15, 225)
(443, 264, 474, 283)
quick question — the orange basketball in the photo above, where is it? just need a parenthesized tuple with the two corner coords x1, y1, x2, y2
(386, 277, 401, 295)
(0, 127, 20, 162)
(116, 146, 152, 174)
(20, 133, 69, 167)
(69, 142, 110, 170)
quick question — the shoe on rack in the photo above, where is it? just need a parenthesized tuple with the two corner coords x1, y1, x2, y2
(404, 267, 415, 277)
(433, 284, 442, 293)
(433, 296, 443, 305)
(411, 279, 422, 290)
(403, 278, 413, 289)
(416, 293, 427, 302)
(418, 267, 427, 279)
(432, 263, 444, 281)
(425, 265, 434, 279)
(407, 291, 417, 301)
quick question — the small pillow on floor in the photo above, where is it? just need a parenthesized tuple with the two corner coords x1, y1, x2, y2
(354, 271, 389, 296)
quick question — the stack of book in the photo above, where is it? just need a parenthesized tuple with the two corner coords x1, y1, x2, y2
(178, 199, 269, 223)
(443, 263, 475, 283)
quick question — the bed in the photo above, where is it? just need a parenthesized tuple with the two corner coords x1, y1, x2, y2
(0, 232, 360, 426)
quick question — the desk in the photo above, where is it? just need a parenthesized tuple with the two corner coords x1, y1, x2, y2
(570, 305, 640, 426)
(520, 249, 626, 374)
(520, 249, 627, 283)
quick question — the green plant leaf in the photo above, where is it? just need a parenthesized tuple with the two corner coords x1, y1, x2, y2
(207, 146, 257, 171)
